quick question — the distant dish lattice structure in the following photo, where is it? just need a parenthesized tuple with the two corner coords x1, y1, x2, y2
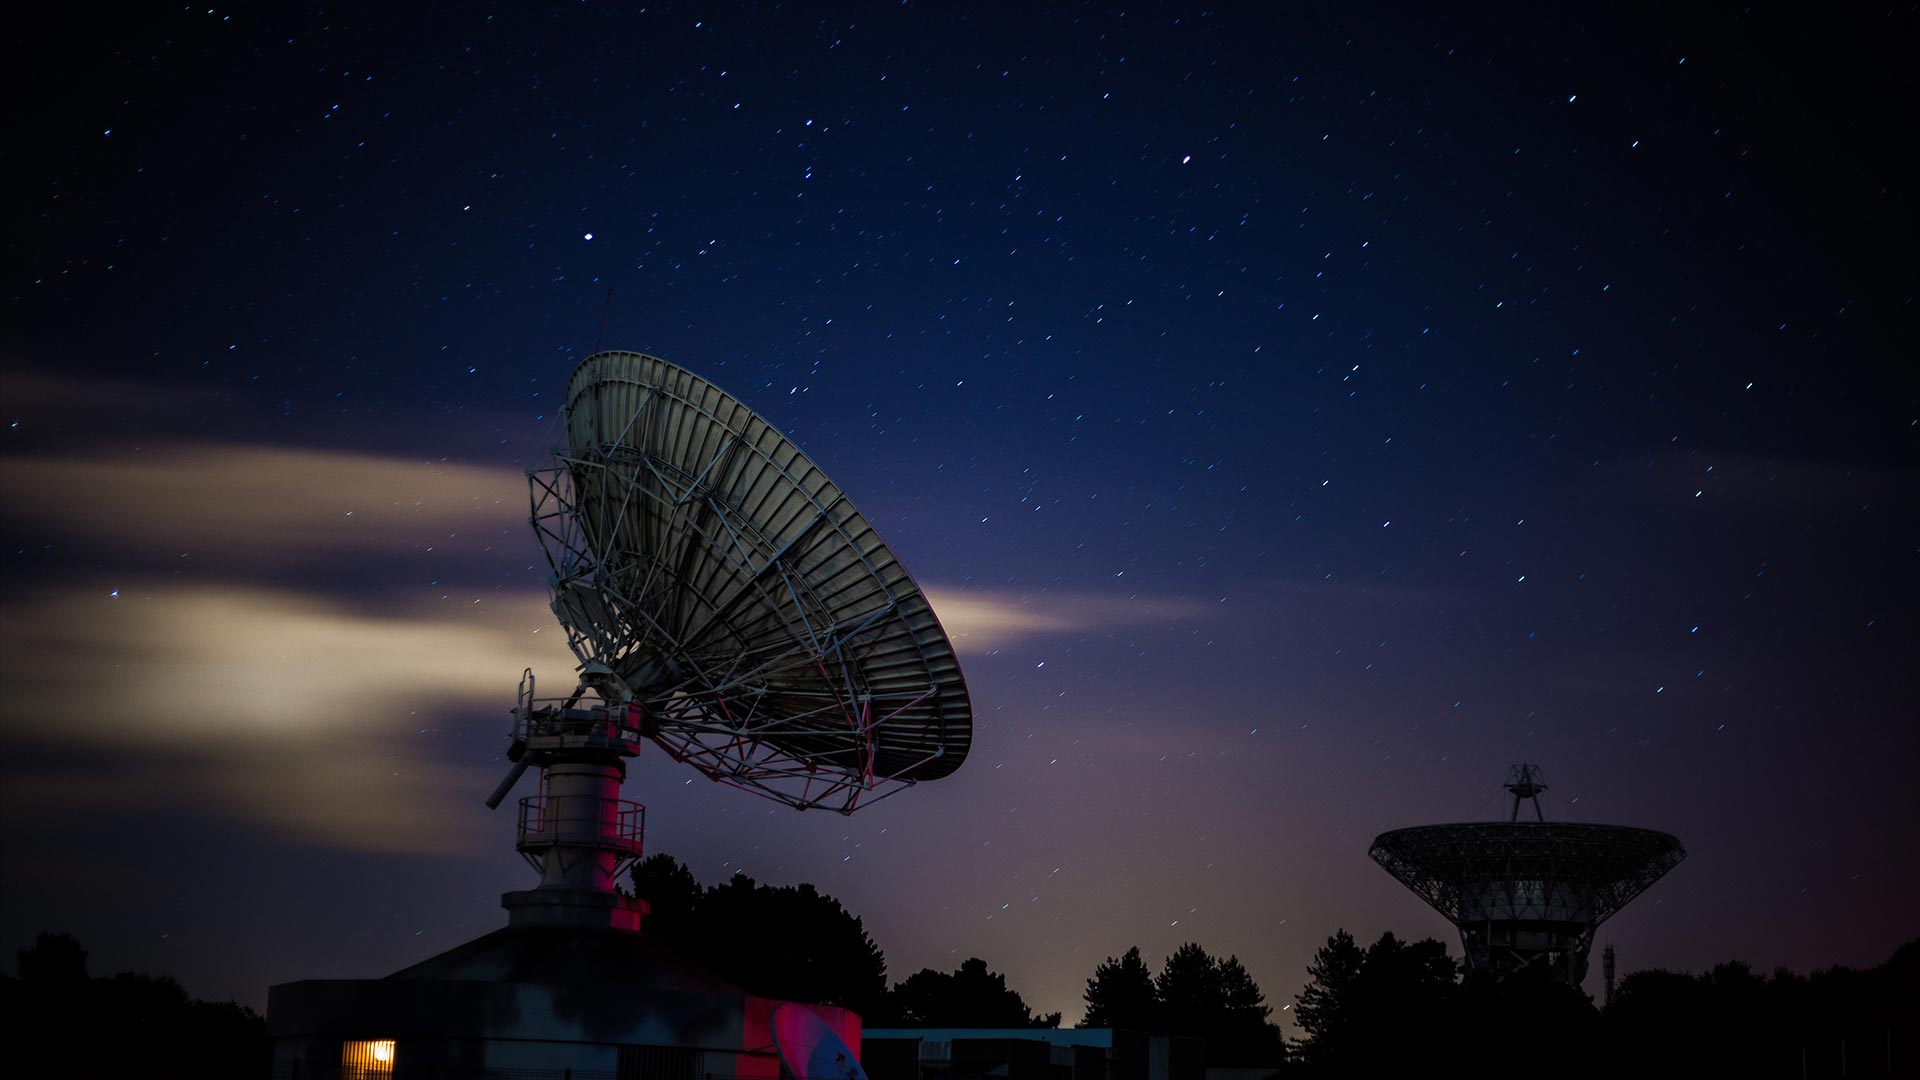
(1368, 763, 1684, 985)
(485, 350, 971, 932)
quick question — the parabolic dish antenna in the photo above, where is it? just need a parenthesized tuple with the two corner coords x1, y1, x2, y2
(483, 350, 972, 930)
(772, 1005, 867, 1080)
(1368, 763, 1684, 984)
(534, 349, 971, 807)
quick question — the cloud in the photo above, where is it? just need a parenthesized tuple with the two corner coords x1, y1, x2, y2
(0, 582, 578, 853)
(923, 586, 1208, 653)
(0, 424, 1218, 655)
(0, 578, 1208, 850)
(0, 425, 1221, 850)
(1, 442, 527, 558)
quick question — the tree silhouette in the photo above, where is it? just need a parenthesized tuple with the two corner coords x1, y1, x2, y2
(2, 932, 264, 1079)
(630, 855, 1068, 1027)
(1212, 954, 1283, 1067)
(1453, 966, 1600, 1077)
(1602, 943, 1919, 1078)
(1348, 931, 1455, 1033)
(1080, 942, 1282, 1067)
(1284, 930, 1920, 1076)
(887, 957, 1062, 1028)
(1291, 930, 1462, 1074)
(629, 855, 888, 1015)
(1291, 928, 1363, 1067)
(1081, 946, 1157, 1030)
(1153, 942, 1226, 1039)
(629, 851, 702, 939)
(700, 873, 889, 1013)
(16, 932, 88, 987)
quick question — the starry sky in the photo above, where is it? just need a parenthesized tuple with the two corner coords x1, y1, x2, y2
(4, 3, 1915, 1025)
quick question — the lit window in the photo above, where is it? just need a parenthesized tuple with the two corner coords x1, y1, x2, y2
(343, 1039, 397, 1078)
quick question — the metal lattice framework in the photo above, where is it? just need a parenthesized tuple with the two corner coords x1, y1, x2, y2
(1369, 766, 1684, 984)
(527, 351, 971, 813)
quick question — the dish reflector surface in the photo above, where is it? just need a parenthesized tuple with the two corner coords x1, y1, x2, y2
(772, 1005, 866, 1080)
(1369, 821, 1685, 927)
(530, 351, 970, 811)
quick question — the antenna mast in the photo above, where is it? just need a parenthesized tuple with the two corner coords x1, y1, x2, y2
(1506, 761, 1548, 821)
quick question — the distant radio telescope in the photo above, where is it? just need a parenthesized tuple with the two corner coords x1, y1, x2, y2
(1368, 763, 1684, 984)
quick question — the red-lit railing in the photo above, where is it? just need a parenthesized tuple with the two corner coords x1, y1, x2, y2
(515, 794, 646, 855)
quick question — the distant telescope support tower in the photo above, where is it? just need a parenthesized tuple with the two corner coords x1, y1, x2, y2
(1603, 944, 1617, 1007)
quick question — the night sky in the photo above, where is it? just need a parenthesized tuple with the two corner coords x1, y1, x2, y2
(4, 3, 1915, 1025)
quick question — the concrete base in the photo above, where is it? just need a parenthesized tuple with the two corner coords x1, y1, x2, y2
(501, 887, 648, 932)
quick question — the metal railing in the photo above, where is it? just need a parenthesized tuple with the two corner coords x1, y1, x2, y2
(517, 702, 649, 745)
(516, 794, 646, 854)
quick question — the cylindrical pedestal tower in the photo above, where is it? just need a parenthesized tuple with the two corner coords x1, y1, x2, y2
(497, 675, 649, 932)
(527, 759, 632, 892)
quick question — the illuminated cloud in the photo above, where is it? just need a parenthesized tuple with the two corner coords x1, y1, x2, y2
(0, 583, 578, 854)
(0, 579, 1203, 850)
(2, 442, 527, 558)
(924, 586, 1207, 653)
(0, 424, 1212, 851)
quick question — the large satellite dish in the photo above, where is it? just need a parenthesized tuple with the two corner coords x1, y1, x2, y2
(485, 351, 972, 929)
(537, 348, 971, 805)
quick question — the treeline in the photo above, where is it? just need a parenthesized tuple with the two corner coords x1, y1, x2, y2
(1, 932, 265, 1079)
(16, 861, 1908, 1080)
(633, 854, 1059, 1027)
(1605, 947, 1916, 1080)
(632, 857, 1916, 1077)
(1082, 944, 1284, 1066)
(1289, 928, 1918, 1078)
(633, 855, 1282, 1065)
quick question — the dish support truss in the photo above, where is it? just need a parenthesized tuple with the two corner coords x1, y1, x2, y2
(1369, 823, 1685, 984)
(526, 456, 945, 816)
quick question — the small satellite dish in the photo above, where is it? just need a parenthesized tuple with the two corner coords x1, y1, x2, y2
(772, 1005, 867, 1080)
(485, 351, 973, 927)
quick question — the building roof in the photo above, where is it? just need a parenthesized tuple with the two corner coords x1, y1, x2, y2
(385, 925, 745, 996)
